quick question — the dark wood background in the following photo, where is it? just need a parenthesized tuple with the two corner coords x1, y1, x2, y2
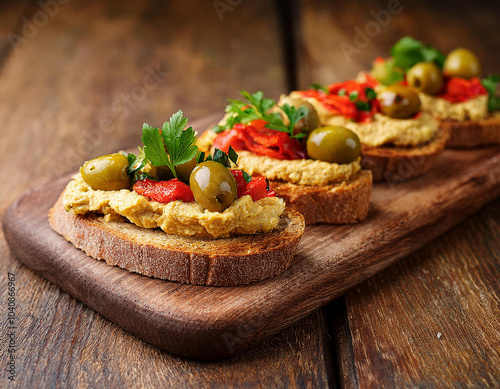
(0, 0, 499, 387)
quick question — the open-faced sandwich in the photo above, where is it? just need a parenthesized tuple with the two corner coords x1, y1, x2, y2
(197, 91, 372, 225)
(283, 77, 448, 182)
(49, 111, 305, 286)
(367, 36, 500, 148)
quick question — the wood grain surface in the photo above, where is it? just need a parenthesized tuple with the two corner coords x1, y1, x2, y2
(4, 143, 500, 360)
(1, 0, 499, 386)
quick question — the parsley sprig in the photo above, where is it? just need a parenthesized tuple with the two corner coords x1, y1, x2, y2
(481, 74, 500, 112)
(213, 90, 309, 139)
(141, 111, 198, 179)
(391, 36, 445, 71)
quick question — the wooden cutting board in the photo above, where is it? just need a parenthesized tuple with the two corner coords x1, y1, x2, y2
(3, 142, 500, 360)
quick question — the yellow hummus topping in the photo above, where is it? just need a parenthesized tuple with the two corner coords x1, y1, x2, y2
(288, 92, 439, 148)
(63, 175, 285, 238)
(419, 94, 488, 121)
(236, 151, 361, 186)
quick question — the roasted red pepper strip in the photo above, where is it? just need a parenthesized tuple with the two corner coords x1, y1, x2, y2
(230, 169, 249, 197)
(438, 77, 487, 103)
(133, 178, 194, 204)
(240, 177, 276, 201)
(230, 170, 276, 201)
(297, 79, 380, 123)
(213, 120, 306, 160)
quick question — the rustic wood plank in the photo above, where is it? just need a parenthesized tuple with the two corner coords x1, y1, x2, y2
(0, 0, 334, 386)
(341, 198, 500, 388)
(0, 256, 331, 387)
(4, 145, 500, 360)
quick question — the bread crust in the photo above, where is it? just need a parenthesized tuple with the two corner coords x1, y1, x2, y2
(48, 196, 305, 286)
(440, 115, 500, 148)
(360, 126, 450, 183)
(271, 170, 372, 225)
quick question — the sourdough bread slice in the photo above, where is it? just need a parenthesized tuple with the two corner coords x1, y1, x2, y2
(271, 170, 372, 225)
(49, 195, 305, 286)
(440, 115, 500, 148)
(360, 126, 450, 183)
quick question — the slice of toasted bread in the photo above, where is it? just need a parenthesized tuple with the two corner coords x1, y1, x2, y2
(440, 115, 500, 148)
(49, 195, 305, 286)
(360, 126, 450, 183)
(271, 170, 372, 225)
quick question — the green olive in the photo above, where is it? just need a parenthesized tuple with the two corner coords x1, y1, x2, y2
(377, 85, 421, 119)
(80, 153, 131, 191)
(144, 163, 174, 181)
(443, 48, 481, 79)
(189, 161, 237, 212)
(175, 158, 197, 183)
(306, 126, 361, 164)
(406, 62, 443, 95)
(279, 96, 320, 135)
(371, 59, 404, 85)
(146, 157, 197, 183)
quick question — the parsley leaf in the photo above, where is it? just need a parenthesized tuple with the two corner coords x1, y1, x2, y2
(310, 83, 329, 93)
(267, 103, 309, 138)
(391, 36, 445, 71)
(215, 90, 309, 139)
(482, 74, 500, 112)
(365, 87, 377, 100)
(142, 110, 198, 179)
(355, 101, 371, 111)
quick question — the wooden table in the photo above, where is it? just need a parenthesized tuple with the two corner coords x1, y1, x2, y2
(1, 0, 498, 387)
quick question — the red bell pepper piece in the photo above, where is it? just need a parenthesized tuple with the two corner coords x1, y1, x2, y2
(133, 178, 194, 204)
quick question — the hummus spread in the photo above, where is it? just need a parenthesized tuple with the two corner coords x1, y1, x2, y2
(419, 94, 488, 121)
(236, 151, 360, 186)
(289, 92, 439, 147)
(63, 175, 285, 238)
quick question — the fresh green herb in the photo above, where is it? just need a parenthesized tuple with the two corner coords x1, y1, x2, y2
(365, 87, 377, 100)
(355, 101, 372, 111)
(216, 90, 309, 139)
(127, 147, 147, 175)
(197, 146, 239, 168)
(134, 171, 158, 182)
(212, 125, 225, 134)
(482, 74, 500, 112)
(227, 146, 239, 166)
(142, 110, 198, 179)
(390, 36, 445, 71)
(338, 89, 347, 96)
(266, 103, 309, 138)
(310, 83, 329, 93)
(242, 171, 252, 183)
(349, 91, 359, 101)
(196, 150, 206, 164)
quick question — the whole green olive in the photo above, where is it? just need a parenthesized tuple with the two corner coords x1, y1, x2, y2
(175, 157, 197, 183)
(189, 161, 237, 212)
(443, 48, 481, 79)
(306, 126, 361, 164)
(80, 153, 131, 191)
(280, 96, 320, 135)
(406, 62, 443, 95)
(146, 157, 197, 183)
(377, 85, 421, 119)
(371, 59, 404, 85)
